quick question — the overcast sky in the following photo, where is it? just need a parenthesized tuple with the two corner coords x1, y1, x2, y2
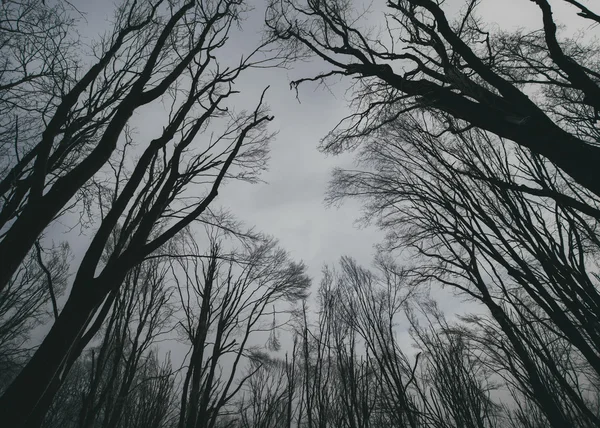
(45, 0, 587, 335)
(50, 0, 389, 285)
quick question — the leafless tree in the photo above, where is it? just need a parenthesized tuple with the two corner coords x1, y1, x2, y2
(266, 0, 600, 198)
(326, 111, 600, 426)
(285, 257, 506, 428)
(0, 0, 78, 185)
(0, 0, 281, 425)
(172, 228, 310, 428)
(328, 305, 379, 428)
(0, 241, 70, 392)
(73, 256, 175, 428)
(457, 308, 600, 428)
(237, 355, 290, 428)
(42, 357, 90, 428)
(117, 351, 178, 428)
(43, 349, 177, 428)
(265, 0, 600, 420)
(322, 257, 422, 428)
(406, 300, 502, 428)
(219, 252, 517, 428)
(38, 251, 181, 428)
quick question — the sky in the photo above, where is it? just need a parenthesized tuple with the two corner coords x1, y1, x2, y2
(42, 0, 590, 355)
(50, 0, 388, 287)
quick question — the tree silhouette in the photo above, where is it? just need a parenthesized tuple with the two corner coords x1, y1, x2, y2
(0, 0, 279, 425)
(326, 112, 600, 426)
(173, 228, 309, 428)
(266, 0, 600, 197)
(0, 242, 70, 392)
(3, 0, 600, 426)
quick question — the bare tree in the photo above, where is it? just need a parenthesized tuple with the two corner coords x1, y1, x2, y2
(0, 241, 70, 392)
(266, 0, 600, 198)
(0, 0, 280, 425)
(237, 356, 290, 428)
(118, 351, 178, 428)
(172, 228, 310, 428)
(0, 0, 77, 189)
(42, 348, 177, 428)
(406, 300, 502, 428)
(328, 304, 379, 428)
(73, 256, 174, 428)
(265, 0, 600, 422)
(39, 246, 186, 428)
(325, 257, 422, 428)
(326, 111, 600, 426)
(42, 358, 90, 428)
(289, 257, 506, 428)
(227, 253, 518, 428)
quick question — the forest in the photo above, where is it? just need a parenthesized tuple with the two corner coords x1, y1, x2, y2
(1, 0, 600, 427)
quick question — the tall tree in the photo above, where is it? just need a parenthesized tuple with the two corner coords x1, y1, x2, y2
(266, 0, 600, 197)
(74, 256, 174, 428)
(406, 301, 502, 428)
(237, 355, 291, 428)
(326, 112, 600, 426)
(0, 242, 70, 392)
(285, 257, 503, 428)
(0, 0, 279, 425)
(173, 228, 310, 428)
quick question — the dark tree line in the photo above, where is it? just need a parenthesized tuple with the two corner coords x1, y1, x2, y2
(2, 0, 600, 427)
(33, 226, 308, 428)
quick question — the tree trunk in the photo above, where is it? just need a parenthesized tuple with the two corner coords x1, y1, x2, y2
(0, 203, 58, 293)
(0, 288, 99, 427)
